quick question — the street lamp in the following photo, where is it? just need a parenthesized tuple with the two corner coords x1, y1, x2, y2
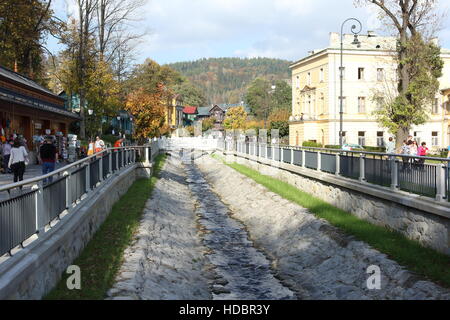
(117, 116, 121, 135)
(339, 18, 362, 147)
(88, 109, 93, 140)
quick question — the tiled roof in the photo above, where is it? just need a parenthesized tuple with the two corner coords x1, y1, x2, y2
(0, 65, 61, 98)
(183, 106, 197, 114)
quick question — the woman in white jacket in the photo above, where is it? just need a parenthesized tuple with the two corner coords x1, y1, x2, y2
(8, 139, 28, 184)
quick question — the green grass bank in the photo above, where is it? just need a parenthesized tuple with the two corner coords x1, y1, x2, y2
(45, 154, 166, 300)
(212, 154, 450, 288)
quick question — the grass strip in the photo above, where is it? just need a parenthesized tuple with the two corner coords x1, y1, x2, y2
(212, 154, 450, 288)
(45, 154, 166, 300)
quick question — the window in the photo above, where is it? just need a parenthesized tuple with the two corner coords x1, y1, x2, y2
(296, 76, 300, 89)
(341, 131, 347, 144)
(320, 68, 324, 82)
(377, 68, 384, 81)
(433, 98, 439, 114)
(358, 68, 365, 80)
(414, 132, 422, 145)
(307, 72, 311, 85)
(319, 93, 325, 114)
(358, 132, 366, 146)
(432, 132, 439, 147)
(377, 131, 384, 147)
(358, 97, 366, 113)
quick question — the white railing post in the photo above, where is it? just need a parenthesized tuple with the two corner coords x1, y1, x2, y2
(359, 153, 365, 182)
(272, 145, 275, 161)
(302, 149, 306, 168)
(436, 164, 447, 202)
(33, 182, 45, 237)
(64, 171, 72, 209)
(116, 149, 120, 170)
(391, 158, 399, 190)
(281, 147, 284, 163)
(291, 148, 294, 165)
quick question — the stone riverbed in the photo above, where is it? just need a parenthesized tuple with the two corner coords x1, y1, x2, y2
(107, 151, 450, 300)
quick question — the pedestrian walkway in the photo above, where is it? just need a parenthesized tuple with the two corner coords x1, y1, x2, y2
(0, 163, 65, 201)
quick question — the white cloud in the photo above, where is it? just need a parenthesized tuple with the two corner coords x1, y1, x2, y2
(50, 0, 450, 64)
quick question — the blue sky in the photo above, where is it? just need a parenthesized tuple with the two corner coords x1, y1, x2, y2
(47, 0, 450, 65)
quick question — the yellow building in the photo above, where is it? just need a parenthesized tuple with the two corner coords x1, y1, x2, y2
(165, 93, 184, 129)
(289, 32, 450, 149)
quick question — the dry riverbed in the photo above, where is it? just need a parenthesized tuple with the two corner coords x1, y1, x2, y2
(108, 151, 450, 300)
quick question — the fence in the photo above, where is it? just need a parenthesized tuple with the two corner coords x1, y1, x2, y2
(0, 144, 155, 259)
(227, 141, 450, 203)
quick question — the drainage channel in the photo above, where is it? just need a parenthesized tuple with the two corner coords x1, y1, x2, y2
(185, 160, 295, 300)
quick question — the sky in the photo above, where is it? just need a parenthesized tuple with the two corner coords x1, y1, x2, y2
(47, 0, 450, 65)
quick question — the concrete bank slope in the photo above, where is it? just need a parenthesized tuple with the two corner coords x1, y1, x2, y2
(197, 156, 450, 300)
(107, 155, 211, 300)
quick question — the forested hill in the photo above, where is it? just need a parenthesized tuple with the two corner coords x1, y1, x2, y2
(166, 57, 292, 105)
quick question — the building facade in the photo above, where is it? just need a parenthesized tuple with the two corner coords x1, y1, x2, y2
(0, 66, 80, 149)
(289, 32, 450, 149)
(165, 94, 184, 129)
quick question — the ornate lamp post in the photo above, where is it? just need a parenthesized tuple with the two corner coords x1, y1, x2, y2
(339, 18, 362, 147)
(88, 109, 94, 140)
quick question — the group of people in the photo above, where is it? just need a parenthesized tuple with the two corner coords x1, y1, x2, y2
(85, 136, 124, 157)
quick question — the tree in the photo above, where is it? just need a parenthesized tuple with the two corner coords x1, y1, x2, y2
(202, 117, 215, 132)
(245, 78, 272, 120)
(125, 86, 167, 140)
(268, 108, 290, 137)
(356, 0, 445, 146)
(0, 0, 62, 81)
(171, 81, 207, 106)
(271, 80, 292, 111)
(224, 106, 247, 130)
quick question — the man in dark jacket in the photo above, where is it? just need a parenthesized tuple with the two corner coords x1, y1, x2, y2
(40, 136, 58, 184)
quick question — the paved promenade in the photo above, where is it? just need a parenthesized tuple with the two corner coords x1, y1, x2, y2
(0, 163, 65, 201)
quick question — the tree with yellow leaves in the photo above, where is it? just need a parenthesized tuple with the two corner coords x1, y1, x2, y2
(224, 106, 247, 130)
(125, 85, 168, 141)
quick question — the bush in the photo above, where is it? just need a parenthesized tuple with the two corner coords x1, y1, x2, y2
(324, 145, 341, 149)
(302, 141, 323, 148)
(364, 146, 386, 153)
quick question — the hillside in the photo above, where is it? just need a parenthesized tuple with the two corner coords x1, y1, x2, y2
(166, 57, 292, 105)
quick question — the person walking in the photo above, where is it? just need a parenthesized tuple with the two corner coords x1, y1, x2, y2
(2, 139, 12, 174)
(386, 137, 396, 154)
(8, 139, 28, 185)
(114, 138, 124, 149)
(94, 136, 105, 154)
(39, 136, 58, 184)
(400, 140, 411, 171)
(417, 142, 429, 168)
(87, 139, 95, 156)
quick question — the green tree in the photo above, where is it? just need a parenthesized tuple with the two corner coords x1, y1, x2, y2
(271, 80, 292, 111)
(171, 81, 206, 106)
(0, 0, 61, 81)
(357, 0, 445, 147)
(224, 106, 247, 130)
(245, 78, 272, 120)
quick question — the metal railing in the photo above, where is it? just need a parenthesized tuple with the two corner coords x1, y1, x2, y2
(0, 144, 156, 259)
(227, 141, 450, 203)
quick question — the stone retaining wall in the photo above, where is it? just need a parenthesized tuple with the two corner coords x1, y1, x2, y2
(0, 162, 153, 300)
(223, 152, 450, 255)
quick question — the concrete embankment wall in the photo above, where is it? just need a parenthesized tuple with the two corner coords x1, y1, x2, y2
(0, 163, 153, 300)
(221, 151, 450, 256)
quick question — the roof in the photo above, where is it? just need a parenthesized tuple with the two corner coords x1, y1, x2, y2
(0, 65, 62, 99)
(183, 106, 197, 114)
(197, 107, 211, 116)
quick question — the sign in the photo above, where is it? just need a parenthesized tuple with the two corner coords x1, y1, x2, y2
(35, 123, 42, 129)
